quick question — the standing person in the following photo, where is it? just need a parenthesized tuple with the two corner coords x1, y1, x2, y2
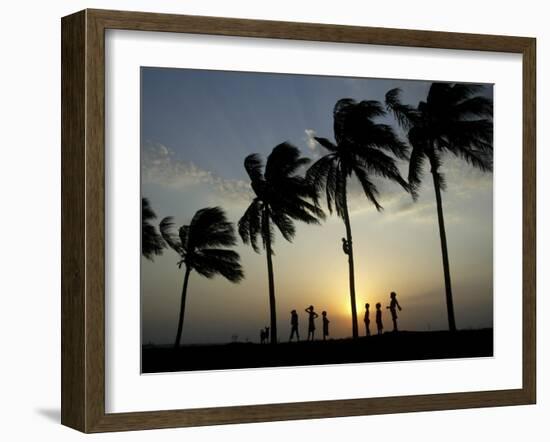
(364, 303, 371, 337)
(260, 326, 270, 344)
(289, 310, 300, 342)
(386, 291, 403, 332)
(305, 305, 319, 341)
(375, 303, 383, 335)
(322, 311, 330, 341)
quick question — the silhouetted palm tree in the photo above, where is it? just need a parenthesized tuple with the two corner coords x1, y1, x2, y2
(385, 83, 493, 331)
(142, 197, 165, 261)
(306, 99, 409, 338)
(160, 207, 244, 348)
(239, 142, 325, 344)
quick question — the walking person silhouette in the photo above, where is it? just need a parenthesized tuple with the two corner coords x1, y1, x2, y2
(289, 309, 300, 342)
(375, 302, 383, 335)
(322, 311, 330, 341)
(386, 291, 403, 332)
(364, 303, 371, 337)
(305, 305, 319, 341)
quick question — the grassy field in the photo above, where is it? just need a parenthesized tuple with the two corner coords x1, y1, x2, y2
(142, 328, 493, 373)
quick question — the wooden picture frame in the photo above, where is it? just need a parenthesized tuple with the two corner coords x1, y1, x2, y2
(61, 8, 536, 433)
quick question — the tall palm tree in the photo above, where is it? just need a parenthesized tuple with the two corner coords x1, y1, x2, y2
(385, 83, 493, 331)
(239, 142, 325, 344)
(306, 99, 409, 338)
(142, 197, 165, 261)
(160, 207, 244, 348)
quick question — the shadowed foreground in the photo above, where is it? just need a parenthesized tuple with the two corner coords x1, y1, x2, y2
(142, 329, 493, 373)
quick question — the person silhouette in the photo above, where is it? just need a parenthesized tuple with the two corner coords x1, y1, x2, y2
(364, 303, 371, 337)
(386, 291, 403, 332)
(289, 309, 300, 342)
(305, 305, 319, 341)
(375, 302, 383, 335)
(322, 311, 330, 341)
(260, 326, 270, 344)
(341, 238, 350, 255)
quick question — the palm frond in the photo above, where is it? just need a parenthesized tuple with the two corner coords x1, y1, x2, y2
(272, 196, 324, 226)
(446, 120, 493, 151)
(238, 198, 263, 253)
(261, 209, 275, 254)
(352, 164, 382, 211)
(452, 96, 493, 119)
(159, 216, 183, 256)
(449, 83, 485, 103)
(385, 88, 420, 129)
(355, 148, 409, 191)
(426, 82, 454, 108)
(142, 198, 165, 260)
(357, 100, 387, 116)
(244, 153, 264, 183)
(265, 142, 310, 181)
(192, 249, 244, 282)
(427, 150, 447, 191)
(356, 124, 409, 160)
(333, 164, 348, 219)
(333, 98, 357, 144)
(188, 207, 237, 250)
(306, 154, 337, 211)
(178, 225, 189, 250)
(142, 197, 157, 222)
(452, 147, 493, 172)
(334, 98, 387, 145)
(313, 137, 338, 152)
(269, 210, 296, 242)
(286, 195, 325, 221)
(241, 143, 326, 255)
(407, 147, 426, 200)
(325, 158, 340, 214)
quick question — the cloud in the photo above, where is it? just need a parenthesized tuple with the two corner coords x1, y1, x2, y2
(439, 155, 493, 196)
(343, 153, 492, 224)
(142, 140, 491, 227)
(142, 141, 252, 205)
(303, 129, 324, 158)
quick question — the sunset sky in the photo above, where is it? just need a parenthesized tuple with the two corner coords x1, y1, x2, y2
(140, 67, 493, 345)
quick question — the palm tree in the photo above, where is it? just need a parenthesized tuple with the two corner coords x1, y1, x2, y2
(306, 99, 409, 338)
(239, 142, 325, 344)
(160, 207, 244, 348)
(385, 83, 493, 331)
(142, 197, 165, 261)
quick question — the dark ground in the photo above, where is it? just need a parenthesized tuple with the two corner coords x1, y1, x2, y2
(141, 328, 493, 373)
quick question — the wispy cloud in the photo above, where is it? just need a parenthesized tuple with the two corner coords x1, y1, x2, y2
(142, 141, 252, 205)
(142, 140, 491, 226)
(344, 154, 492, 224)
(303, 129, 324, 158)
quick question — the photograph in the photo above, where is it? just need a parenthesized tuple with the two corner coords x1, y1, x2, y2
(140, 67, 494, 373)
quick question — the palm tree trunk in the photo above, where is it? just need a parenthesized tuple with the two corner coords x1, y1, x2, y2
(430, 163, 457, 332)
(342, 183, 359, 339)
(263, 211, 278, 344)
(174, 265, 192, 348)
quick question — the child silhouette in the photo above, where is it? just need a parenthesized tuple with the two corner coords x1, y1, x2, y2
(386, 291, 402, 332)
(322, 311, 330, 341)
(289, 309, 300, 342)
(260, 326, 270, 344)
(364, 303, 371, 337)
(375, 303, 383, 335)
(305, 305, 319, 341)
